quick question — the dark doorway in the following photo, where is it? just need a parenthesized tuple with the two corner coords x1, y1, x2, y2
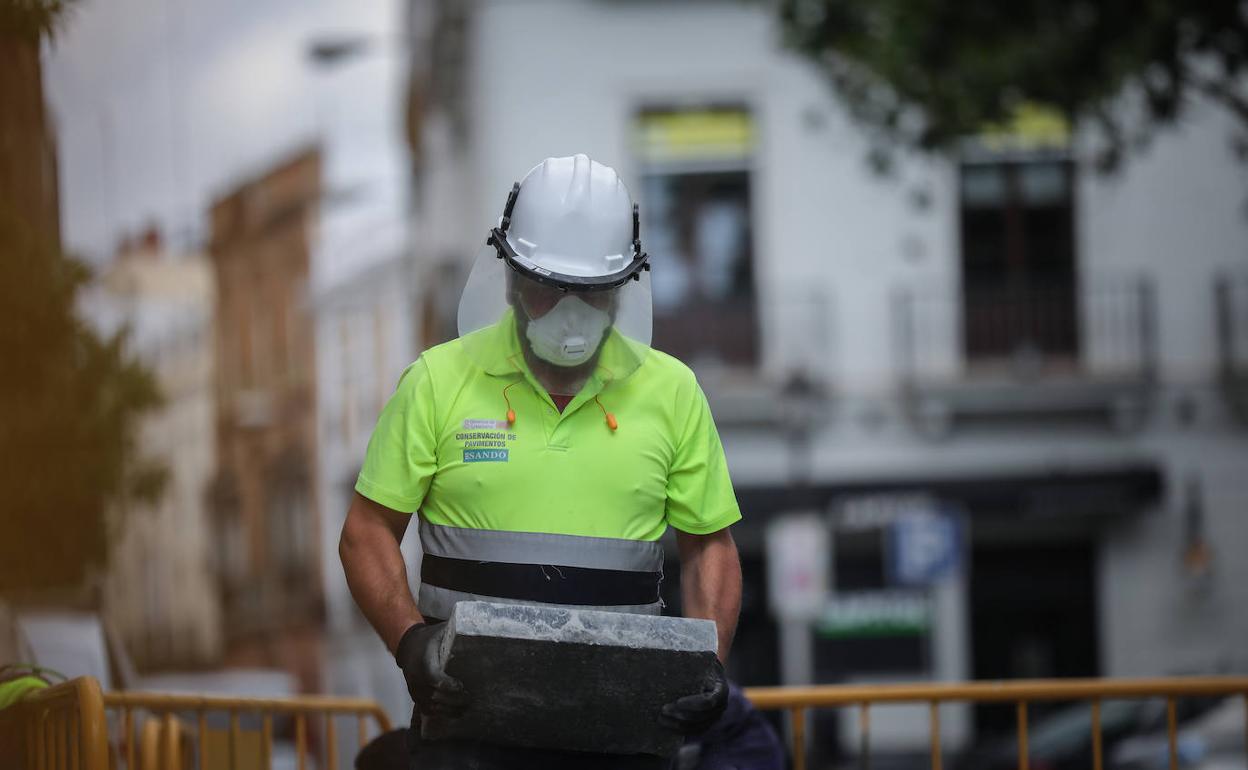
(970, 541, 1099, 737)
(959, 159, 1078, 365)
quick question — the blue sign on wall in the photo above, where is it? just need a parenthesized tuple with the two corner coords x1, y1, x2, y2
(887, 508, 964, 587)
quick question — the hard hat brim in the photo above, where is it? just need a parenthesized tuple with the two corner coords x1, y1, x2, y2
(488, 227, 650, 292)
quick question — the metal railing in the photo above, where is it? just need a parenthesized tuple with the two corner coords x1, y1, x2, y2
(895, 277, 1157, 385)
(654, 291, 835, 378)
(0, 676, 110, 770)
(103, 689, 393, 770)
(0, 677, 393, 770)
(744, 677, 1248, 770)
(8, 675, 1246, 769)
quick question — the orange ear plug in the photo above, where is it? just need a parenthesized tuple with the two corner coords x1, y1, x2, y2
(595, 396, 618, 431)
(502, 382, 519, 426)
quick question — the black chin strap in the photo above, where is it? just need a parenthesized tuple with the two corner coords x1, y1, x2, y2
(500, 182, 520, 234)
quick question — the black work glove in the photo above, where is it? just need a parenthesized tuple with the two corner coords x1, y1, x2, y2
(659, 659, 729, 735)
(395, 622, 468, 718)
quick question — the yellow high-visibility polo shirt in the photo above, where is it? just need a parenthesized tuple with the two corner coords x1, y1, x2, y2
(356, 314, 740, 539)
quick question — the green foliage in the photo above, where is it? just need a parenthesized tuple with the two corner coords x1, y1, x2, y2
(0, 204, 166, 592)
(779, 0, 1248, 170)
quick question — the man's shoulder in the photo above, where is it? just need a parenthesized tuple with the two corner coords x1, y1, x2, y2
(637, 347, 700, 391)
(411, 337, 475, 375)
(389, 339, 473, 397)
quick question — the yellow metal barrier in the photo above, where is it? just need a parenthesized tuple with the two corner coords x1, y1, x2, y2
(103, 690, 393, 770)
(0, 676, 110, 770)
(744, 676, 1248, 770)
(0, 678, 392, 770)
(6, 674, 1245, 769)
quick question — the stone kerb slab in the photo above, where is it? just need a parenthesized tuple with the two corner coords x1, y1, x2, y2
(420, 601, 719, 757)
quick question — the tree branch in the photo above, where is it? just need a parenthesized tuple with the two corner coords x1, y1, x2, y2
(1192, 75, 1248, 128)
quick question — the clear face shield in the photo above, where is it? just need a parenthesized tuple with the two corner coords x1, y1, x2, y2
(456, 243, 653, 385)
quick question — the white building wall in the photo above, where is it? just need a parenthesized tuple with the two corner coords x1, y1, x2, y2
(1099, 440, 1248, 678)
(316, 264, 421, 633)
(469, 2, 769, 252)
(465, 0, 975, 750)
(385, 4, 1248, 763)
(314, 255, 424, 733)
(758, 63, 960, 391)
(1075, 93, 1248, 677)
(463, 0, 1248, 691)
(303, 0, 429, 736)
(1079, 98, 1248, 382)
(470, 0, 963, 393)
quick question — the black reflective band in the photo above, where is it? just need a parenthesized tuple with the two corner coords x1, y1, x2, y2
(420, 555, 662, 607)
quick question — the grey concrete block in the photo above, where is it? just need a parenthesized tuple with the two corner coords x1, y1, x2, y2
(420, 601, 719, 757)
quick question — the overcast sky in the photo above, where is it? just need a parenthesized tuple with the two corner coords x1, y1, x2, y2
(43, 0, 403, 264)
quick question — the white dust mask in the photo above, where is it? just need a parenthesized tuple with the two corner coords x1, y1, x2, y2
(524, 295, 611, 367)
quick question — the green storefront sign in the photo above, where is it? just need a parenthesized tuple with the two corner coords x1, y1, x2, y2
(814, 592, 931, 639)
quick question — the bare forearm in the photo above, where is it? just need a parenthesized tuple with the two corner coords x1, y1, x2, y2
(339, 498, 424, 654)
(678, 529, 742, 662)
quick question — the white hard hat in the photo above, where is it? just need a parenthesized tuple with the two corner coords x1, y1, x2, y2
(457, 154, 654, 382)
(488, 154, 650, 289)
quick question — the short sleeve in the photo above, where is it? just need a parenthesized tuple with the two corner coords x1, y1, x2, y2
(354, 359, 438, 513)
(664, 379, 742, 534)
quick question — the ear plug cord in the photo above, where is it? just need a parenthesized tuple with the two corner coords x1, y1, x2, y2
(505, 381, 617, 431)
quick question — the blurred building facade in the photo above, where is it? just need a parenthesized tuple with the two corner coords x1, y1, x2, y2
(297, 3, 435, 737)
(208, 148, 325, 694)
(395, 0, 1248, 755)
(314, 252, 423, 730)
(86, 231, 222, 671)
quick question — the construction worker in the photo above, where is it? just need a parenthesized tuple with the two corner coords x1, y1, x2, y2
(340, 154, 743, 769)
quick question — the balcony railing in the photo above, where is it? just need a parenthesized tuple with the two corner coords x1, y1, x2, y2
(654, 297, 760, 369)
(893, 277, 1157, 433)
(655, 290, 836, 427)
(1215, 271, 1248, 424)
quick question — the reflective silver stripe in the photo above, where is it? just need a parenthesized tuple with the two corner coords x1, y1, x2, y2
(417, 582, 662, 620)
(418, 519, 663, 572)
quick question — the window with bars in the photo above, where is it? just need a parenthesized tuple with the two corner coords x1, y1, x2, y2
(959, 157, 1078, 364)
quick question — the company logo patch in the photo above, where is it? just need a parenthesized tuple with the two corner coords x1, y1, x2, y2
(463, 419, 510, 430)
(457, 418, 516, 462)
(463, 449, 509, 463)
